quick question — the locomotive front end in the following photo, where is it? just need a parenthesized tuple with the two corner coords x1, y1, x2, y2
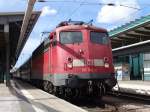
(52, 23, 116, 97)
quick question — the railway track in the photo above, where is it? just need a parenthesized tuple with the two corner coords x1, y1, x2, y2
(108, 91, 150, 103)
(69, 93, 150, 112)
(69, 97, 118, 112)
(17, 80, 150, 112)
(40, 83, 150, 112)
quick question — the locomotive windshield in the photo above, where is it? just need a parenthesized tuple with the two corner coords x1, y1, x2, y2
(60, 31, 82, 44)
(90, 32, 109, 45)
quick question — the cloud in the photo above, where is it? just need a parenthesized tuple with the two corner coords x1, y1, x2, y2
(96, 0, 140, 23)
(41, 6, 57, 17)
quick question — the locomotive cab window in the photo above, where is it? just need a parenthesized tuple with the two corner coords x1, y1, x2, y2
(90, 32, 109, 45)
(60, 31, 82, 44)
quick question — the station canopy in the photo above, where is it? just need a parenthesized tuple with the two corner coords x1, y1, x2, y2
(109, 15, 150, 49)
(0, 12, 40, 66)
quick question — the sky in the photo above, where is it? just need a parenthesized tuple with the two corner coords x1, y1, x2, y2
(0, 0, 150, 68)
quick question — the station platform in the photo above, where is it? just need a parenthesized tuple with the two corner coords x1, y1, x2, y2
(0, 80, 87, 112)
(113, 81, 150, 96)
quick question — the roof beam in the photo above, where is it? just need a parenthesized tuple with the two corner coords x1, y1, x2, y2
(112, 40, 150, 56)
(120, 34, 136, 38)
(145, 24, 150, 27)
(111, 39, 122, 43)
(111, 37, 124, 41)
(126, 33, 145, 37)
(0, 14, 23, 24)
(126, 33, 150, 41)
(135, 30, 150, 35)
(144, 26, 150, 30)
(111, 38, 128, 47)
(116, 37, 140, 46)
(120, 34, 141, 42)
(118, 36, 140, 42)
(127, 31, 150, 37)
(136, 27, 150, 32)
(16, 0, 36, 58)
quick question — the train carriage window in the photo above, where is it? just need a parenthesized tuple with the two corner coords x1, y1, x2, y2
(90, 32, 109, 44)
(60, 31, 82, 44)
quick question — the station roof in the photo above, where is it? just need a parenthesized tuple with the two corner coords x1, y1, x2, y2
(109, 15, 150, 49)
(0, 12, 40, 65)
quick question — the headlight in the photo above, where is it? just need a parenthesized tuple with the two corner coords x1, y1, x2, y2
(104, 63, 109, 68)
(67, 63, 73, 69)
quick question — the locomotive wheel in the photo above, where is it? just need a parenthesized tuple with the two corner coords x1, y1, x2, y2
(54, 86, 59, 96)
(64, 88, 79, 99)
(47, 82, 54, 94)
(72, 88, 80, 98)
(64, 88, 71, 99)
(102, 84, 106, 95)
(43, 81, 49, 92)
(96, 83, 105, 98)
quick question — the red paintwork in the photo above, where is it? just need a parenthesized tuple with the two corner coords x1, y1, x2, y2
(32, 25, 114, 78)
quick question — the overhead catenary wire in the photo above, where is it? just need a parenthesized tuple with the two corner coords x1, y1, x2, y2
(37, 0, 142, 23)
(18, 0, 150, 68)
(37, 0, 141, 10)
(36, 0, 149, 32)
(36, 0, 150, 29)
(36, 0, 149, 31)
(37, 0, 150, 6)
(67, 0, 87, 19)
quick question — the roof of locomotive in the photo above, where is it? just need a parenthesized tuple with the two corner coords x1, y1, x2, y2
(53, 21, 107, 32)
(55, 24, 107, 32)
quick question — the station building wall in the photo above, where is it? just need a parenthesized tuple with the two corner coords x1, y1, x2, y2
(143, 53, 150, 80)
(113, 52, 150, 81)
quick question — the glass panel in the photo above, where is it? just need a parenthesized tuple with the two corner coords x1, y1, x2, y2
(60, 31, 82, 44)
(90, 32, 109, 44)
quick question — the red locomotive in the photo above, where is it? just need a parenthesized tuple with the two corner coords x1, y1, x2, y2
(15, 21, 116, 98)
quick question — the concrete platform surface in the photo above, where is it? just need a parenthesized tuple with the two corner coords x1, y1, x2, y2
(0, 83, 22, 112)
(113, 81, 150, 96)
(0, 80, 87, 112)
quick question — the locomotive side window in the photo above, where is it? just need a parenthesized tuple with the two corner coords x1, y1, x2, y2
(90, 32, 109, 44)
(60, 31, 82, 44)
(52, 35, 57, 46)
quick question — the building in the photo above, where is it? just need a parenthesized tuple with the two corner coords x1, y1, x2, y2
(109, 15, 150, 81)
